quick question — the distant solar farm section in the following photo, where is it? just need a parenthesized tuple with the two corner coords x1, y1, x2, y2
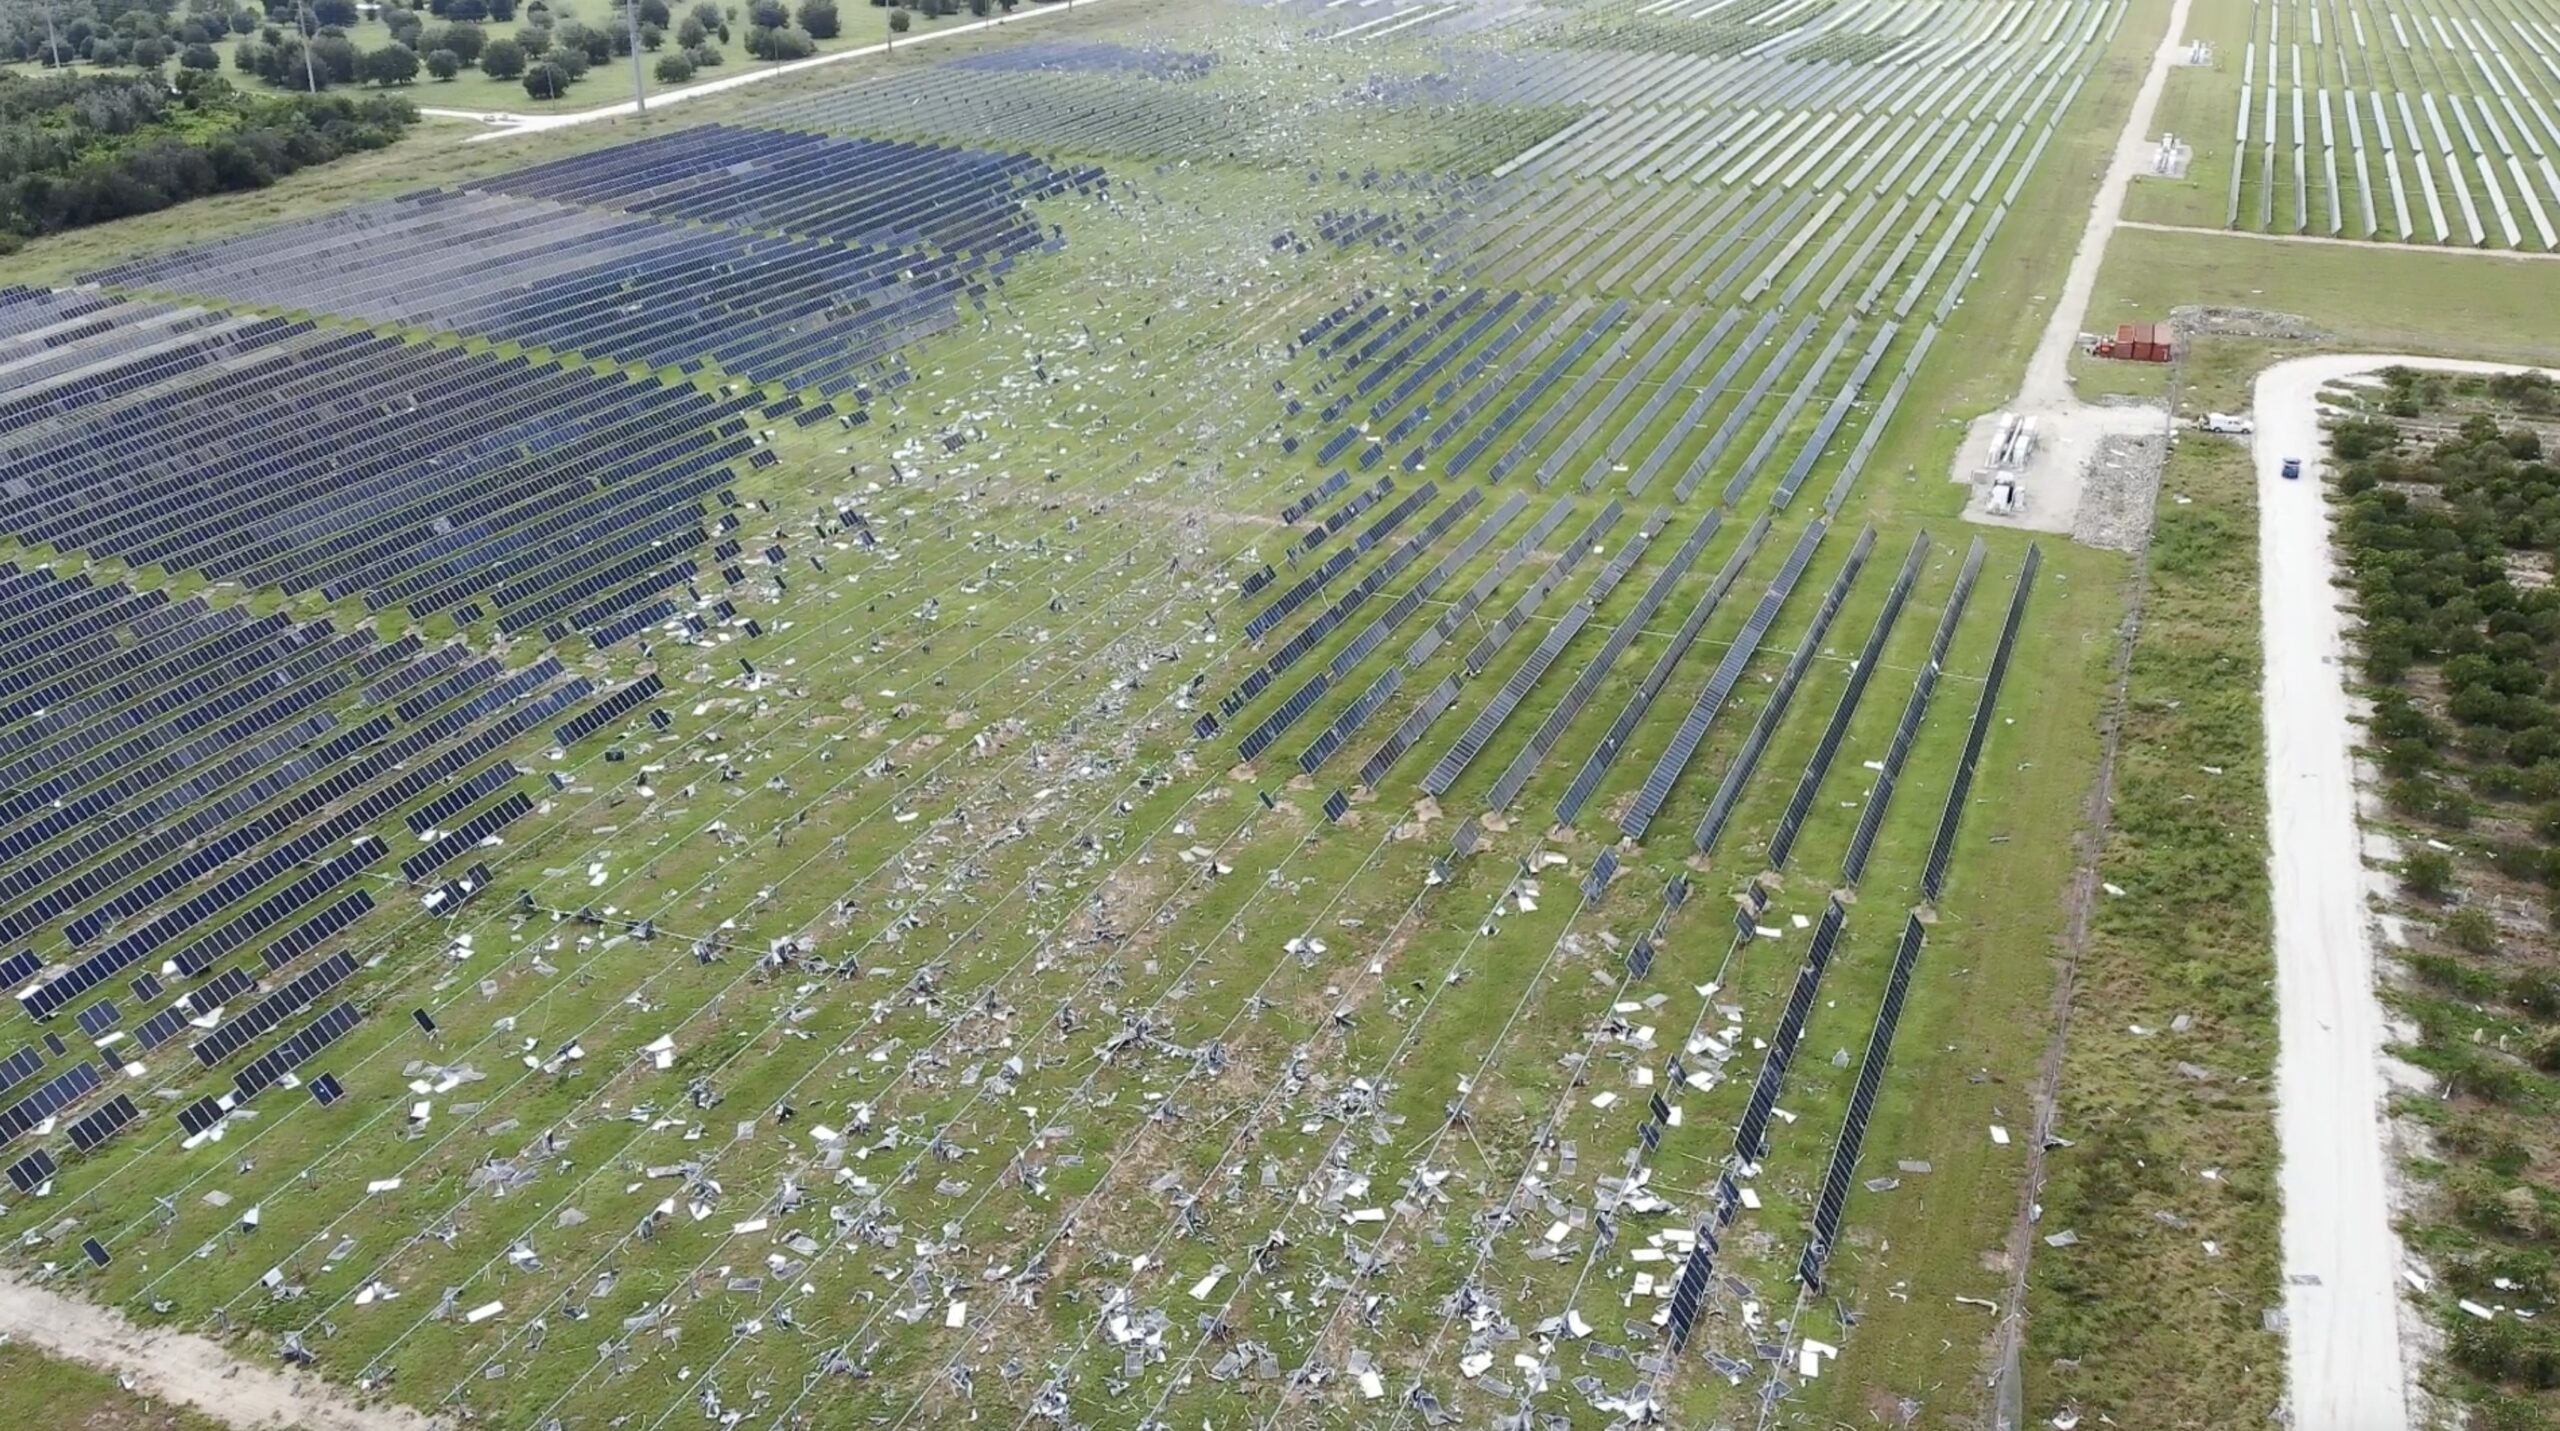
(0, 3, 2111, 1428)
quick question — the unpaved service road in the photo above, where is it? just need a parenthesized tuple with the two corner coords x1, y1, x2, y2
(2255, 354, 2549, 1431)
(0, 1271, 440, 1431)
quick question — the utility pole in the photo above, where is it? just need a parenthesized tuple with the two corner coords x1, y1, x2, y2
(40, 0, 65, 68)
(298, 0, 319, 90)
(625, 0, 647, 111)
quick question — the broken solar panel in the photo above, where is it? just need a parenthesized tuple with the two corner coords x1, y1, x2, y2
(80, 1236, 108, 1267)
(310, 1072, 344, 1105)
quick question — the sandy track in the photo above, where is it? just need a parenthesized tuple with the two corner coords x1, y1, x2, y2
(0, 1272, 441, 1431)
(2254, 354, 2551, 1431)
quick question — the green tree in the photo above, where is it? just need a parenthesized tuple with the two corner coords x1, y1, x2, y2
(365, 42, 418, 81)
(181, 40, 221, 66)
(744, 22, 810, 56)
(745, 0, 784, 24)
(131, 36, 168, 65)
(426, 19, 485, 59)
(683, 40, 719, 64)
(675, 14, 705, 44)
(425, 45, 461, 76)
(477, 33, 524, 73)
(887, 4, 906, 30)
(308, 31, 357, 80)
(309, 0, 357, 25)
(796, 0, 836, 35)
(638, 0, 670, 21)
(653, 49, 690, 79)
(521, 56, 571, 95)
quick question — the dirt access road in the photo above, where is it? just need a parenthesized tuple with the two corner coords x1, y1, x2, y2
(2255, 354, 2551, 1431)
(1952, 0, 2190, 536)
(0, 1271, 440, 1431)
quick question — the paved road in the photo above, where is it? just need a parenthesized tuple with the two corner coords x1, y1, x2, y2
(2254, 354, 2550, 1431)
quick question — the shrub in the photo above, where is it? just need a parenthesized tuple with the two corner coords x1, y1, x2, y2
(478, 34, 525, 73)
(425, 46, 462, 76)
(653, 50, 692, 80)
(796, 0, 837, 34)
(683, 41, 719, 64)
(181, 41, 222, 68)
(676, 15, 706, 44)
(2445, 905, 2500, 955)
(2405, 849, 2456, 899)
(888, 5, 907, 29)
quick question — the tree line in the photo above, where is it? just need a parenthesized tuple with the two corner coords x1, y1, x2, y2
(0, 68, 413, 243)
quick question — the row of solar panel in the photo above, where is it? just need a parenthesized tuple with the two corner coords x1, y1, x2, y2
(192, 950, 362, 1067)
(472, 124, 1084, 250)
(1584, 513, 1794, 836)
(1295, 666, 1403, 776)
(1405, 496, 1576, 671)
(1485, 508, 1731, 815)
(1277, 468, 1353, 526)
(5, 662, 576, 972)
(43, 657, 553, 951)
(1764, 537, 1928, 874)
(1423, 508, 1670, 795)
(1797, 913, 1930, 1291)
(1357, 675, 1460, 791)
(1403, 295, 1567, 464)
(1839, 539, 1987, 886)
(1692, 531, 1878, 857)
(555, 673, 667, 749)
(133, 965, 260, 1052)
(1329, 491, 1525, 684)
(0, 1060, 98, 1146)
(400, 793, 534, 884)
(1460, 502, 1621, 677)
(1921, 546, 2040, 903)
(0, 314, 749, 629)
(1732, 897, 1849, 1165)
(1446, 300, 1630, 479)
(21, 837, 383, 1020)
(1218, 484, 1478, 723)
(231, 1000, 362, 1104)
(1242, 482, 1440, 646)
(1295, 474, 1397, 559)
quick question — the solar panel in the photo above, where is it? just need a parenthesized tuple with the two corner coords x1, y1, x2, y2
(74, 1002, 118, 1038)
(0, 1062, 102, 1144)
(4, 1147, 55, 1191)
(0, 950, 38, 986)
(81, 1236, 108, 1267)
(0, 1047, 42, 1096)
(66, 1094, 138, 1151)
(311, 1072, 344, 1105)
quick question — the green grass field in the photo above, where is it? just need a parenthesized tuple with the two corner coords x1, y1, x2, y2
(9, 0, 2560, 1426)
